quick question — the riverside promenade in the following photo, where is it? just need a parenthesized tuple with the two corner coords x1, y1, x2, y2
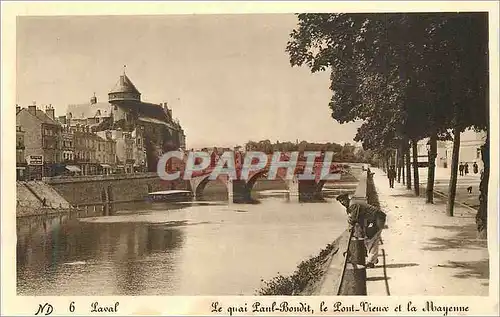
(366, 168, 492, 296)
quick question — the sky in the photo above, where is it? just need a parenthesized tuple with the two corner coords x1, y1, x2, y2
(16, 14, 362, 149)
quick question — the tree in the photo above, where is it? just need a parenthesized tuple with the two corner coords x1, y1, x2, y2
(287, 13, 489, 235)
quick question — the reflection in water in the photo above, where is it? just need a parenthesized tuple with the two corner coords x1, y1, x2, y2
(17, 186, 353, 295)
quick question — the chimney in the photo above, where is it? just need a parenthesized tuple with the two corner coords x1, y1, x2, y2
(16, 104, 20, 113)
(28, 101, 36, 115)
(45, 104, 55, 120)
(168, 109, 172, 119)
(90, 93, 97, 104)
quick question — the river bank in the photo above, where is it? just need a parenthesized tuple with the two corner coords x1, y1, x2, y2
(256, 170, 370, 295)
(17, 169, 360, 218)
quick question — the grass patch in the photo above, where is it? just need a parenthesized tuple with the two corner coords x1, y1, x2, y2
(256, 240, 338, 295)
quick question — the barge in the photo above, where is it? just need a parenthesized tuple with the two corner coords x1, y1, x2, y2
(146, 190, 193, 203)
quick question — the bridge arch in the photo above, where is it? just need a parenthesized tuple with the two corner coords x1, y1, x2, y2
(190, 173, 230, 200)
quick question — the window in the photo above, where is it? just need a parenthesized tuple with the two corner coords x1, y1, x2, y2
(476, 148, 481, 159)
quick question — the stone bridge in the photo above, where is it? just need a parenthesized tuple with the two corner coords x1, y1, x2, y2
(186, 162, 344, 203)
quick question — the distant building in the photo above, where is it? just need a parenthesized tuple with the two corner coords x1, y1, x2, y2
(60, 125, 75, 164)
(16, 103, 62, 178)
(72, 124, 98, 175)
(66, 71, 186, 172)
(444, 129, 486, 172)
(111, 129, 135, 174)
(16, 125, 26, 180)
(95, 131, 116, 175)
(412, 129, 487, 172)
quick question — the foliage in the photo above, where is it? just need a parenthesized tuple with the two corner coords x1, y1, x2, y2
(244, 140, 374, 163)
(286, 13, 488, 147)
(366, 171, 381, 209)
(257, 242, 335, 295)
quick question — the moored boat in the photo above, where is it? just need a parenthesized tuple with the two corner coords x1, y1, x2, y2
(146, 190, 193, 202)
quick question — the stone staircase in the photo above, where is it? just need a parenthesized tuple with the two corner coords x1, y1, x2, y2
(17, 182, 43, 208)
(22, 181, 72, 209)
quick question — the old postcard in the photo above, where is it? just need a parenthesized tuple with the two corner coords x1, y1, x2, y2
(1, 1, 499, 316)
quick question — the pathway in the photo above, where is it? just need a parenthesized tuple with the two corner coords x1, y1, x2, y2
(366, 168, 490, 296)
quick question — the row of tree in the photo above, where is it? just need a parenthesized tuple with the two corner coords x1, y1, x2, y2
(287, 13, 489, 238)
(244, 140, 376, 163)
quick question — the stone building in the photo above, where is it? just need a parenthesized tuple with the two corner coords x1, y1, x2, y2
(413, 129, 487, 172)
(60, 125, 75, 164)
(111, 129, 135, 174)
(16, 125, 26, 180)
(16, 103, 62, 178)
(444, 129, 487, 172)
(66, 71, 186, 172)
(71, 124, 100, 175)
(95, 131, 116, 175)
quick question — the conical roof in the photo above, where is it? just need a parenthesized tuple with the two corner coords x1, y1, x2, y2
(108, 72, 141, 102)
(110, 74, 140, 94)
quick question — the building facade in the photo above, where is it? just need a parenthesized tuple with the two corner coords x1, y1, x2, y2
(411, 129, 487, 172)
(66, 71, 186, 173)
(16, 125, 26, 180)
(16, 103, 62, 179)
(444, 129, 486, 172)
(95, 130, 116, 175)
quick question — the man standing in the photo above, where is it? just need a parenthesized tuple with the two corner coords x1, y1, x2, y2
(459, 162, 464, 176)
(336, 193, 387, 268)
(387, 165, 396, 188)
(473, 162, 479, 174)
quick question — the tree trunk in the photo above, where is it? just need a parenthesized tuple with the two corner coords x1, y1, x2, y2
(397, 147, 402, 183)
(405, 141, 411, 190)
(446, 127, 461, 217)
(401, 152, 405, 185)
(412, 140, 420, 196)
(426, 134, 438, 203)
(476, 132, 489, 238)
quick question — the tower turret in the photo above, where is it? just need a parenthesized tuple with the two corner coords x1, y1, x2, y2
(108, 68, 141, 102)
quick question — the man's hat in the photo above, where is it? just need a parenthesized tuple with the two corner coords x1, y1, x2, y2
(336, 193, 350, 201)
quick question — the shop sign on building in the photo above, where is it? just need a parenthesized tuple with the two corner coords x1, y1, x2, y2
(26, 155, 44, 166)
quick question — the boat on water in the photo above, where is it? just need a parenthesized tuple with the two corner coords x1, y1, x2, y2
(146, 190, 193, 203)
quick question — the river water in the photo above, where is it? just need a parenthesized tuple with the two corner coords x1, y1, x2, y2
(17, 186, 353, 296)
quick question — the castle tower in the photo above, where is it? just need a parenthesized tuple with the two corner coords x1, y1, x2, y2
(108, 68, 141, 103)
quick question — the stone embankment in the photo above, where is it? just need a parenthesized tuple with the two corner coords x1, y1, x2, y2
(17, 173, 184, 217)
(45, 173, 184, 207)
(17, 181, 74, 217)
(256, 171, 370, 295)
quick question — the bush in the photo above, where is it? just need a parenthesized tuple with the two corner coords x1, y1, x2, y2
(256, 242, 335, 295)
(367, 172, 380, 209)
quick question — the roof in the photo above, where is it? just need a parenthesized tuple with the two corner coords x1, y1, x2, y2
(67, 102, 112, 119)
(17, 108, 60, 126)
(109, 74, 140, 95)
(116, 100, 170, 122)
(138, 116, 178, 130)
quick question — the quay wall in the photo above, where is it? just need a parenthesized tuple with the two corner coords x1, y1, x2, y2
(44, 173, 188, 206)
(257, 171, 369, 295)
